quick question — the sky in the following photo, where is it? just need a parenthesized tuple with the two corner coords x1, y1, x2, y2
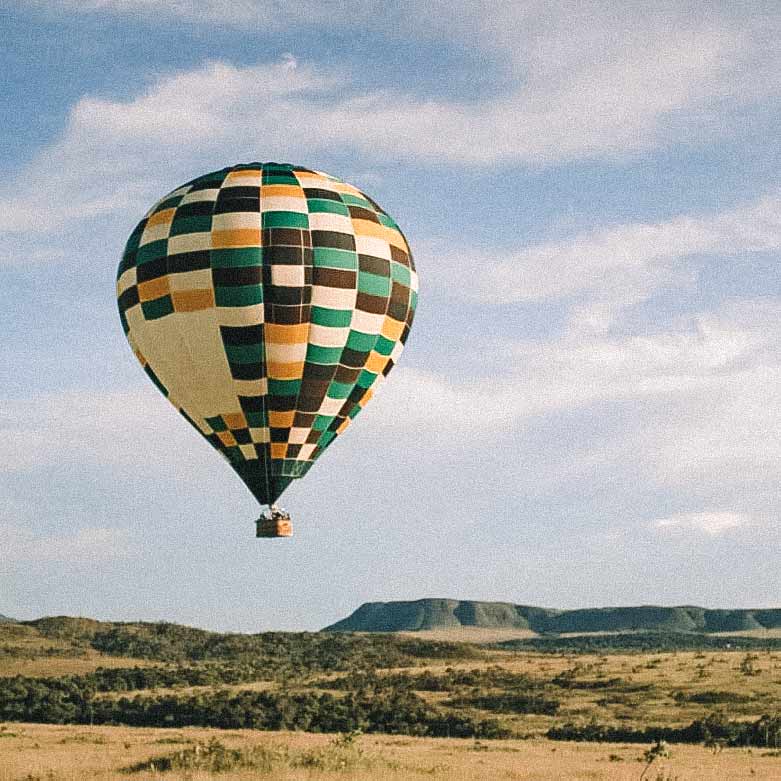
(1, 1, 779, 632)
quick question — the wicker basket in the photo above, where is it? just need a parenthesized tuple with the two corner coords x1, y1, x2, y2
(256, 517, 293, 538)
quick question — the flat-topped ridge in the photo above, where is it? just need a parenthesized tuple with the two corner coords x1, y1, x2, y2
(322, 599, 781, 634)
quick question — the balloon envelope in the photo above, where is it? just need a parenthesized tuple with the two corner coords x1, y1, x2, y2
(117, 163, 417, 506)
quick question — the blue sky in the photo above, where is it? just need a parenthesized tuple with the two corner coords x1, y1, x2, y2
(1, 1, 779, 631)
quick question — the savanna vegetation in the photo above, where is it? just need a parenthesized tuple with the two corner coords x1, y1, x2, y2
(3, 723, 781, 781)
(497, 632, 781, 653)
(1, 617, 780, 779)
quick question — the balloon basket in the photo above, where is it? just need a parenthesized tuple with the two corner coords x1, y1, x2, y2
(255, 511, 293, 538)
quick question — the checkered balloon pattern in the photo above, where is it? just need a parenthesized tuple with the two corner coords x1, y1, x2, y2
(117, 163, 418, 506)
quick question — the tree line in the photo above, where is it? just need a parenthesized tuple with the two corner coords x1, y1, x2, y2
(547, 711, 781, 748)
(22, 620, 477, 669)
(498, 632, 781, 654)
(0, 674, 508, 738)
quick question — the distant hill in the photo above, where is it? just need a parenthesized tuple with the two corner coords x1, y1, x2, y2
(323, 599, 781, 634)
(0, 615, 16, 624)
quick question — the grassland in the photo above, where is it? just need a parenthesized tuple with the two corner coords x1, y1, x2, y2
(2, 723, 781, 780)
(1, 618, 780, 779)
(0, 622, 156, 678)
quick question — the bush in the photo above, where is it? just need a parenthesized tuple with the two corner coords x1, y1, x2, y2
(445, 692, 560, 715)
(123, 738, 287, 773)
(124, 733, 386, 775)
(547, 711, 781, 748)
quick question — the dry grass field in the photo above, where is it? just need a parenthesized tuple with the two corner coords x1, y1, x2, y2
(0, 623, 156, 679)
(1, 722, 780, 781)
(2, 619, 780, 779)
(0, 654, 158, 679)
(7, 645, 780, 735)
(375, 648, 781, 734)
(481, 648, 781, 731)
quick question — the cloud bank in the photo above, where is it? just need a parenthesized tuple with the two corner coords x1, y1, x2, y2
(0, 524, 135, 563)
(4, 0, 780, 237)
(650, 511, 752, 535)
(430, 195, 781, 308)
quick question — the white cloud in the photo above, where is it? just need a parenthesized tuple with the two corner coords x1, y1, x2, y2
(69, 58, 328, 146)
(329, 293, 781, 544)
(365, 299, 780, 442)
(429, 195, 781, 307)
(7, 301, 771, 480)
(3, 1, 779, 240)
(0, 387, 212, 473)
(633, 364, 781, 488)
(0, 59, 329, 237)
(0, 524, 135, 562)
(354, 298, 781, 515)
(649, 511, 752, 535)
(17, 0, 366, 26)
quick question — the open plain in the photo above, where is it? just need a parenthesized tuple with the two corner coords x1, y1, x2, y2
(1, 618, 780, 779)
(2, 723, 781, 781)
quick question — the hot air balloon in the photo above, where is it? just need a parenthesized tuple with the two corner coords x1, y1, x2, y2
(117, 163, 417, 537)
